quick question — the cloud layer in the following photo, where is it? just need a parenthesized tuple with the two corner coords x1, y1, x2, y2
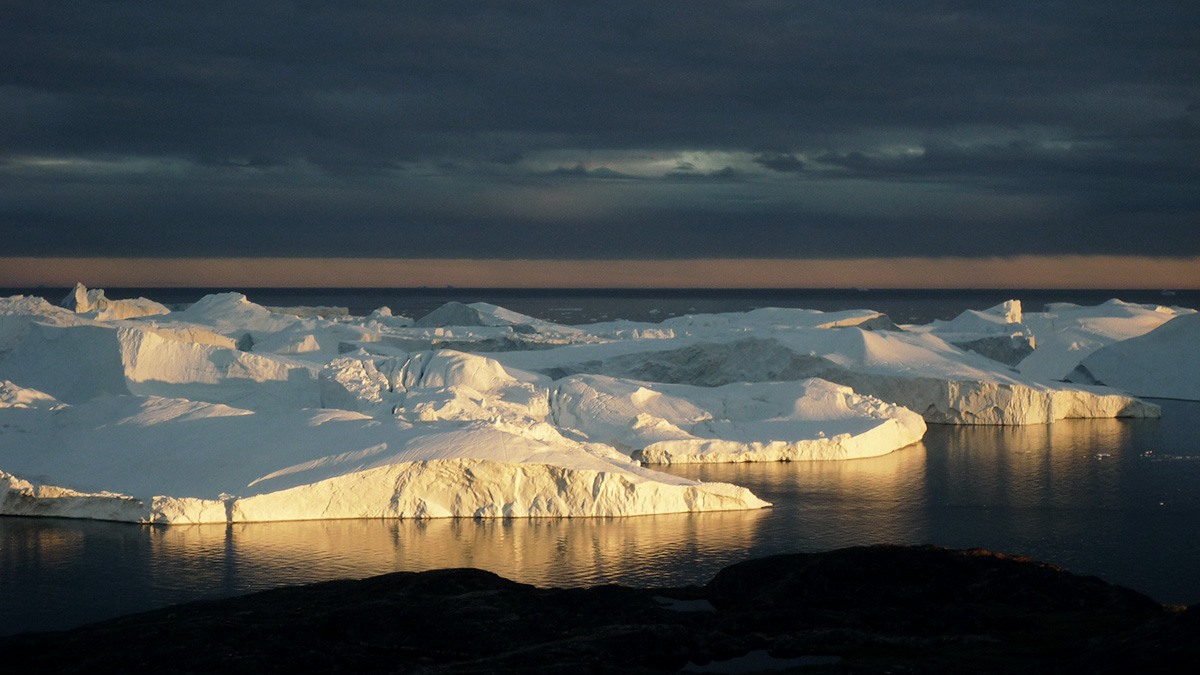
(3, 1, 1197, 259)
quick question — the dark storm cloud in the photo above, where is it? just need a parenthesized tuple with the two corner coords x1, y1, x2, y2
(753, 154, 805, 173)
(2, 1, 1198, 258)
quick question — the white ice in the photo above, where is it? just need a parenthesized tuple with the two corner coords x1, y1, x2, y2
(0, 290, 1182, 525)
(1069, 312, 1200, 401)
(1015, 299, 1194, 381)
(551, 375, 926, 463)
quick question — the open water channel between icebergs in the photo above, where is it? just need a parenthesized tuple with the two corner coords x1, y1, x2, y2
(3, 399, 1199, 635)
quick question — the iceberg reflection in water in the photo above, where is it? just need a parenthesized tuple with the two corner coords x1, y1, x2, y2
(3, 400, 1199, 635)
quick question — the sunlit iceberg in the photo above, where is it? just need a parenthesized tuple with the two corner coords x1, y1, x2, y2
(0, 288, 1180, 525)
(1068, 312, 1200, 401)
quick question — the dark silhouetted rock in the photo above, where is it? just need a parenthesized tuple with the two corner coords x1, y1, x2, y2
(1, 545, 1195, 673)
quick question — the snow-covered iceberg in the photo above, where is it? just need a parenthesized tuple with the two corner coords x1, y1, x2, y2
(61, 282, 170, 320)
(0, 380, 767, 524)
(0, 288, 1181, 525)
(495, 328, 1158, 426)
(1015, 299, 1194, 381)
(551, 375, 926, 463)
(0, 291, 770, 523)
(910, 300, 1036, 366)
(1068, 312, 1200, 401)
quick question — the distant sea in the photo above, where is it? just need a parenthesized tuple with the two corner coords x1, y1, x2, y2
(7, 287, 1199, 325)
(2, 287, 1198, 636)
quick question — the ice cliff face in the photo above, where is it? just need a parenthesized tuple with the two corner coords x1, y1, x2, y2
(0, 291, 1183, 525)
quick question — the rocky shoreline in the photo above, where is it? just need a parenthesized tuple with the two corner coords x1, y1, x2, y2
(2, 544, 1197, 673)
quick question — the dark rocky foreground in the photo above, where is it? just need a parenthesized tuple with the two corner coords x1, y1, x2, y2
(2, 545, 1196, 673)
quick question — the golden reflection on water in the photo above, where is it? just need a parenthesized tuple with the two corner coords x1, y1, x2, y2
(0, 523, 86, 569)
(930, 418, 1135, 512)
(145, 507, 769, 591)
(664, 442, 929, 496)
(657, 443, 933, 546)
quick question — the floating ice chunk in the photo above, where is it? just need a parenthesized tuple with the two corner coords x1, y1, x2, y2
(366, 306, 415, 327)
(416, 301, 523, 328)
(415, 301, 587, 340)
(0, 323, 132, 402)
(319, 355, 405, 415)
(61, 283, 169, 320)
(3, 291, 1175, 526)
(0, 380, 63, 411)
(128, 322, 239, 350)
(264, 305, 349, 319)
(320, 350, 550, 423)
(231, 421, 768, 522)
(659, 307, 898, 335)
(254, 330, 323, 355)
(1, 470, 146, 521)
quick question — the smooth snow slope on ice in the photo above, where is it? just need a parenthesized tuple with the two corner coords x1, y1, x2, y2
(1068, 313, 1200, 401)
(551, 375, 926, 463)
(0, 294, 90, 356)
(1015, 299, 1195, 381)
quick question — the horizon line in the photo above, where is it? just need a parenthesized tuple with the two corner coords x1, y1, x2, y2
(3, 255, 1199, 290)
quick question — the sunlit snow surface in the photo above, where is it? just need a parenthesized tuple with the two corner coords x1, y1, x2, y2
(0, 287, 1177, 524)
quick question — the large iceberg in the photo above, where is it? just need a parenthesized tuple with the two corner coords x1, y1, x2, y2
(0, 380, 767, 523)
(0, 289, 1181, 525)
(0, 292, 769, 523)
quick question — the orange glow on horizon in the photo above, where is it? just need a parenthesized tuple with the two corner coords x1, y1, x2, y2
(1, 256, 1198, 289)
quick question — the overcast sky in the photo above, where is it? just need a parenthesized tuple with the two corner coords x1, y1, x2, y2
(2, 2, 1197, 269)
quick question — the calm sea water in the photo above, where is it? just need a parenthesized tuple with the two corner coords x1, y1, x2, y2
(2, 289, 1198, 635)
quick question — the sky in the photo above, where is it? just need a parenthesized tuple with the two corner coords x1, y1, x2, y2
(2, 2, 1198, 287)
